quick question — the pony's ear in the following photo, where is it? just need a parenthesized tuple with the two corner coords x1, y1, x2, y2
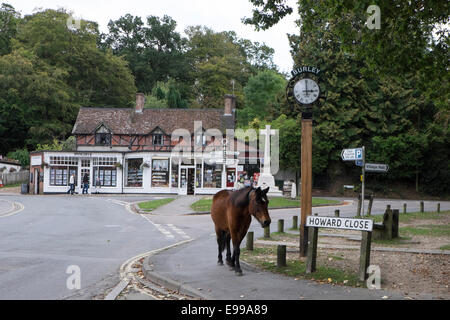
(255, 187, 262, 198)
(263, 187, 270, 195)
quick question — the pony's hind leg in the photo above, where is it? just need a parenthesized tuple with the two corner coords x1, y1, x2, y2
(225, 232, 234, 268)
(216, 230, 226, 265)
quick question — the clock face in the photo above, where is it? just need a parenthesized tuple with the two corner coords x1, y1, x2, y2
(293, 78, 320, 105)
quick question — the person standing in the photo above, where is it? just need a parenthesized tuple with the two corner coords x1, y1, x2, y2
(68, 174, 75, 195)
(82, 173, 89, 194)
(95, 176, 101, 194)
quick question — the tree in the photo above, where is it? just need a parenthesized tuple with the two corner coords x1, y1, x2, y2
(0, 6, 136, 154)
(239, 70, 286, 125)
(0, 3, 20, 56)
(102, 14, 192, 94)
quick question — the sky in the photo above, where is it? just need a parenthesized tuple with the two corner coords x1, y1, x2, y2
(8, 0, 300, 74)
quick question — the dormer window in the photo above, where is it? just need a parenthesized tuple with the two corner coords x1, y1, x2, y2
(95, 125, 111, 146)
(153, 134, 163, 146)
(151, 128, 164, 146)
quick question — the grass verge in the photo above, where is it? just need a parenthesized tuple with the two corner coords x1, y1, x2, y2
(361, 210, 449, 223)
(190, 197, 340, 212)
(138, 198, 175, 212)
(241, 246, 363, 287)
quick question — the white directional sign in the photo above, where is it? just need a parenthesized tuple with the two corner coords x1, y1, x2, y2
(365, 163, 389, 172)
(341, 148, 363, 161)
(306, 216, 373, 232)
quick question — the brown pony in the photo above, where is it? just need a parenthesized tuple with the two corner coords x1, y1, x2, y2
(211, 186, 271, 275)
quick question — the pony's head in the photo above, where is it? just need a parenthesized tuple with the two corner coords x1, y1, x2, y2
(248, 187, 271, 228)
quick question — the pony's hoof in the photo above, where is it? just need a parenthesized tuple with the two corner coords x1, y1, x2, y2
(217, 261, 224, 266)
(235, 270, 243, 276)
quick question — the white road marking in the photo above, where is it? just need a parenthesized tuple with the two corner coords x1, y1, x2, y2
(166, 224, 191, 239)
(140, 215, 175, 239)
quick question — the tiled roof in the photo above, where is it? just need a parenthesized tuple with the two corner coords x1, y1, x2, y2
(72, 107, 232, 135)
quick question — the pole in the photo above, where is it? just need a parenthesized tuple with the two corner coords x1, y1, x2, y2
(300, 118, 313, 257)
(361, 146, 365, 217)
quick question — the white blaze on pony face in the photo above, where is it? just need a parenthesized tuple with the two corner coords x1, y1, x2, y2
(250, 187, 271, 228)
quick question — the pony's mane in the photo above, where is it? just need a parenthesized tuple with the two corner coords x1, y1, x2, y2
(229, 186, 253, 208)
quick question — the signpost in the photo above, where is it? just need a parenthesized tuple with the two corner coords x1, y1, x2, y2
(342, 146, 366, 216)
(341, 146, 389, 217)
(306, 216, 374, 281)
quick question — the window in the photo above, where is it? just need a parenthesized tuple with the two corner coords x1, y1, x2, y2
(153, 134, 163, 146)
(93, 167, 116, 187)
(171, 163, 179, 188)
(125, 158, 143, 187)
(81, 160, 90, 167)
(50, 167, 68, 186)
(151, 159, 169, 187)
(95, 133, 111, 146)
(93, 157, 117, 166)
(203, 164, 222, 188)
(50, 156, 78, 165)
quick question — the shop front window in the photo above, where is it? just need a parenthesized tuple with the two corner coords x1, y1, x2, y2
(49, 167, 68, 186)
(203, 164, 222, 188)
(125, 158, 143, 187)
(151, 159, 169, 187)
(93, 167, 117, 187)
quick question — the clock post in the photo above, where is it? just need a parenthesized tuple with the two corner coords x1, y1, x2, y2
(286, 66, 324, 257)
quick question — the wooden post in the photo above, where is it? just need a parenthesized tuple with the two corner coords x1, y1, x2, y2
(246, 231, 254, 251)
(385, 206, 393, 240)
(367, 195, 374, 216)
(356, 193, 362, 217)
(264, 225, 270, 239)
(277, 245, 287, 267)
(437, 203, 440, 213)
(334, 209, 340, 217)
(306, 226, 318, 273)
(392, 209, 399, 238)
(403, 203, 407, 214)
(420, 201, 424, 213)
(359, 231, 372, 281)
(292, 216, 298, 230)
(300, 119, 313, 257)
(278, 219, 284, 233)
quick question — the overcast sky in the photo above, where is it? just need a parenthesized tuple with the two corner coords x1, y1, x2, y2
(9, 0, 300, 74)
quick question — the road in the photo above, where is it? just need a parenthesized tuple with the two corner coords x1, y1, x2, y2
(0, 194, 186, 299)
(0, 194, 448, 299)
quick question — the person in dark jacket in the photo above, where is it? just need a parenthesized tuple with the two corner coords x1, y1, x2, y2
(82, 173, 89, 194)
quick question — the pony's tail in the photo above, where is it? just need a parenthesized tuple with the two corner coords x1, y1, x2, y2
(217, 230, 227, 253)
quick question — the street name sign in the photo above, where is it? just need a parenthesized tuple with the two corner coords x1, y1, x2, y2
(306, 216, 373, 232)
(365, 163, 389, 173)
(341, 148, 363, 161)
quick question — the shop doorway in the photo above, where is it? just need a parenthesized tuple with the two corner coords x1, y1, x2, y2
(34, 169, 40, 194)
(187, 168, 195, 195)
(180, 167, 195, 195)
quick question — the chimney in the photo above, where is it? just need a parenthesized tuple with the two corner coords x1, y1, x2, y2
(135, 93, 145, 113)
(224, 94, 235, 116)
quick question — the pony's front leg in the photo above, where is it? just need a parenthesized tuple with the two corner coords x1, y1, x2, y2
(232, 243, 243, 276)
